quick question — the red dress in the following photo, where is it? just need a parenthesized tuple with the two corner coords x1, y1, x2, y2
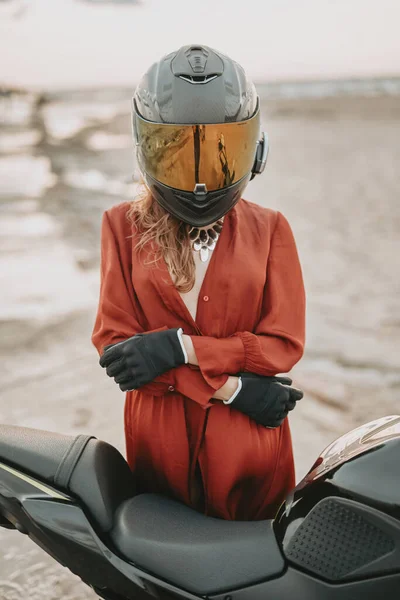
(92, 198, 306, 520)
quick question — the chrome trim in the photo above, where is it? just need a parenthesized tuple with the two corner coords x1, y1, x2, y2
(193, 183, 208, 195)
(0, 461, 71, 501)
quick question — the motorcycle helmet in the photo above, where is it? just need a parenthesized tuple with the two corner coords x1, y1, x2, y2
(132, 44, 269, 227)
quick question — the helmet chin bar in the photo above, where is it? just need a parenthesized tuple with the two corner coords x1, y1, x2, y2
(143, 172, 250, 227)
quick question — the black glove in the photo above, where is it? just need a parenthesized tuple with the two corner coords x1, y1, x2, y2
(228, 372, 303, 428)
(99, 328, 186, 391)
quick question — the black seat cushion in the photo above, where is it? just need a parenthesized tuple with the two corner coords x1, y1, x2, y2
(111, 493, 285, 595)
(0, 425, 135, 531)
(0, 424, 80, 482)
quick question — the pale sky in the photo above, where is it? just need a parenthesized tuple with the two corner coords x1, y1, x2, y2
(1, 0, 400, 89)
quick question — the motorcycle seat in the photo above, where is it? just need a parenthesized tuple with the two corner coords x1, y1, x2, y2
(0, 425, 285, 595)
(0, 424, 136, 532)
(111, 493, 285, 595)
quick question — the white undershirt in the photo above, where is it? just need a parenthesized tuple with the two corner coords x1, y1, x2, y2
(178, 249, 211, 322)
(175, 234, 242, 403)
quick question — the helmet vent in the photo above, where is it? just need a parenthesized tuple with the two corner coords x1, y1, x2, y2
(185, 46, 209, 73)
(178, 74, 219, 85)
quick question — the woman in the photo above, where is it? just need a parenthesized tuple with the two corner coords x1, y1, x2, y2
(92, 45, 306, 521)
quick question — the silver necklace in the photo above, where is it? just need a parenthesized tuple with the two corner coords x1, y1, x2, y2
(188, 218, 224, 262)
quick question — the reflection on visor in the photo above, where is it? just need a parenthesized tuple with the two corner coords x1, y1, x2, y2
(133, 107, 260, 192)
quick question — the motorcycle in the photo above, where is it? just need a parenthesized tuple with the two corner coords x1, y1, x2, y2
(0, 415, 399, 599)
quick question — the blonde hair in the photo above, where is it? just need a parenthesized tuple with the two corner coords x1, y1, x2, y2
(127, 186, 195, 293)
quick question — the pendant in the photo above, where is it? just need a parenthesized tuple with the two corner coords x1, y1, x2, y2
(200, 246, 209, 262)
(193, 240, 202, 252)
(188, 217, 224, 262)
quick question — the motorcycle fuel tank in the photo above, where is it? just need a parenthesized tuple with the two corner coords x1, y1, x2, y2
(274, 415, 400, 584)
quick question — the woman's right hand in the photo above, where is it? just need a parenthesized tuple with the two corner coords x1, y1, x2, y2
(226, 373, 303, 428)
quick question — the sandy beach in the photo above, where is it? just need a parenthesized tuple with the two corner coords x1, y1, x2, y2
(0, 86, 399, 598)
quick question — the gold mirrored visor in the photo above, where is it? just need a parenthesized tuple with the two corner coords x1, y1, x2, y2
(133, 106, 260, 192)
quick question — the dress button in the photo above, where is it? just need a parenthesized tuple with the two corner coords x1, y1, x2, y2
(168, 385, 175, 392)
(203, 295, 209, 302)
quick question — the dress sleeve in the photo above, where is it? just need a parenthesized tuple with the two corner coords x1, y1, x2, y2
(91, 210, 224, 407)
(191, 211, 306, 386)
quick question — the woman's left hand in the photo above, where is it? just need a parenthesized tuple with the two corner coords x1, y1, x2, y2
(227, 372, 303, 428)
(99, 328, 186, 391)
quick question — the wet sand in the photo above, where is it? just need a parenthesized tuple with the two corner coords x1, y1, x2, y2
(0, 88, 399, 598)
